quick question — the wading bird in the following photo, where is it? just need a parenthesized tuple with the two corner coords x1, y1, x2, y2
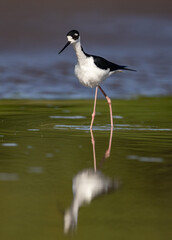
(59, 30, 135, 129)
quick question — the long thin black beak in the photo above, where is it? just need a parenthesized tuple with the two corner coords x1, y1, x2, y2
(58, 41, 71, 54)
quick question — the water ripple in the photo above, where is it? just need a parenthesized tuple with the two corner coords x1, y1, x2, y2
(54, 124, 171, 131)
(128, 155, 163, 163)
(2, 143, 18, 147)
(49, 115, 86, 119)
(0, 173, 19, 181)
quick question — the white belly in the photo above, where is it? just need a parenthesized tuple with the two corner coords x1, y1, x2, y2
(74, 58, 110, 88)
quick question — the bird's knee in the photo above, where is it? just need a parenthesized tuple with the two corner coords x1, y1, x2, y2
(106, 96, 111, 105)
(92, 112, 96, 118)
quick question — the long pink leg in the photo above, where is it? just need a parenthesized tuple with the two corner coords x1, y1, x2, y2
(98, 86, 113, 128)
(90, 86, 98, 129)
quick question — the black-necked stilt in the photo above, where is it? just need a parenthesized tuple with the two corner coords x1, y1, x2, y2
(59, 30, 136, 129)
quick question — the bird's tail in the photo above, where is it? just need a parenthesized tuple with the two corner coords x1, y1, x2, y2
(121, 66, 136, 72)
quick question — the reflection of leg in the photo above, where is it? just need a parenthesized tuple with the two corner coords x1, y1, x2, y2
(90, 129, 96, 172)
(98, 125, 113, 169)
(104, 126, 113, 159)
(98, 86, 113, 128)
(90, 86, 98, 129)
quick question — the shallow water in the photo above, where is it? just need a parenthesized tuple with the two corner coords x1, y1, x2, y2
(0, 98, 171, 239)
(0, 15, 172, 99)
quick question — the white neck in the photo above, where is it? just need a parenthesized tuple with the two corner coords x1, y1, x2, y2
(72, 40, 87, 64)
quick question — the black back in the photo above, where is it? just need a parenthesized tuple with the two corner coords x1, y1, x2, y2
(83, 50, 135, 72)
(93, 55, 125, 72)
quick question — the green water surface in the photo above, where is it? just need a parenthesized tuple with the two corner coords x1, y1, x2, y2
(0, 98, 172, 240)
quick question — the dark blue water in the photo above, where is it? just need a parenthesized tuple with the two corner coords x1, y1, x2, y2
(0, 15, 172, 99)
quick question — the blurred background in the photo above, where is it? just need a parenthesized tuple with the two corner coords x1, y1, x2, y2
(0, 2, 172, 239)
(0, 0, 172, 99)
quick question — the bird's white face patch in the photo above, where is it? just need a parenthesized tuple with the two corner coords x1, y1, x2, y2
(67, 35, 80, 44)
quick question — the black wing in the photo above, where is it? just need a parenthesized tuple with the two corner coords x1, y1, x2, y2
(83, 48, 136, 72)
(93, 55, 123, 72)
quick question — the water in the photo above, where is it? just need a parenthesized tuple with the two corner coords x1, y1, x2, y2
(0, 98, 171, 239)
(0, 14, 172, 99)
(0, 2, 172, 238)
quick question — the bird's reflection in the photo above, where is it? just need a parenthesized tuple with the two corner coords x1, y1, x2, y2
(64, 127, 119, 234)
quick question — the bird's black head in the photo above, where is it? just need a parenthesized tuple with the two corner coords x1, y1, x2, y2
(58, 30, 80, 54)
(67, 30, 80, 41)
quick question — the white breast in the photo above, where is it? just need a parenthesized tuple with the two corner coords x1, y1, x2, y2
(75, 57, 110, 88)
